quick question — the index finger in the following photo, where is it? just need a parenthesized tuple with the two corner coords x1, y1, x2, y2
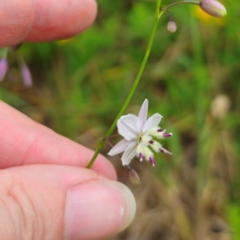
(0, 101, 117, 180)
(0, 0, 97, 47)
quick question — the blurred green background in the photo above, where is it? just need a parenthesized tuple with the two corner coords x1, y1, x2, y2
(0, 0, 239, 239)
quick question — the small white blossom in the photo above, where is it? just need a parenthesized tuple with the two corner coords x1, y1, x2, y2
(108, 99, 172, 166)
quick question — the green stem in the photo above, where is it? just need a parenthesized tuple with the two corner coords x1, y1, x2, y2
(2, 48, 8, 58)
(87, 0, 163, 168)
(163, 1, 199, 11)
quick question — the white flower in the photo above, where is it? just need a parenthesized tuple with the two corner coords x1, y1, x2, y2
(108, 99, 172, 166)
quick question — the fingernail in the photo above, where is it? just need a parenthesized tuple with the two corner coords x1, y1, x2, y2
(65, 180, 136, 240)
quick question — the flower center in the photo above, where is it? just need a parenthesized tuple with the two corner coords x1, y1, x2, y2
(137, 132, 143, 144)
(135, 127, 172, 166)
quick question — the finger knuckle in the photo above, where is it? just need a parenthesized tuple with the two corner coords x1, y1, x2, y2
(0, 173, 44, 240)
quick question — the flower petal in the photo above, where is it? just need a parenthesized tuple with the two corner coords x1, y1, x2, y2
(121, 141, 137, 165)
(138, 99, 148, 129)
(143, 113, 162, 133)
(108, 139, 131, 156)
(117, 114, 140, 140)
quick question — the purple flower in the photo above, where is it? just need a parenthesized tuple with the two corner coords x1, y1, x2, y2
(0, 58, 8, 81)
(108, 99, 172, 166)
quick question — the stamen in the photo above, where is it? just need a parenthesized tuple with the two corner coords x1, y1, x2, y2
(149, 127, 166, 139)
(141, 135, 152, 144)
(163, 133, 172, 138)
(149, 157, 156, 167)
(149, 140, 154, 144)
(138, 153, 143, 161)
(160, 147, 172, 155)
(150, 141, 162, 153)
(144, 147, 154, 160)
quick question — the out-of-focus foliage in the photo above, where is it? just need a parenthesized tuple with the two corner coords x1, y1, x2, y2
(0, 0, 239, 239)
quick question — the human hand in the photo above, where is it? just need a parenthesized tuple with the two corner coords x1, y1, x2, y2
(0, 1, 136, 239)
(0, 101, 136, 240)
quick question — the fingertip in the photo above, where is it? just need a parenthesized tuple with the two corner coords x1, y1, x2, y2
(91, 154, 118, 181)
(0, 165, 123, 240)
(65, 180, 136, 240)
(26, 0, 98, 42)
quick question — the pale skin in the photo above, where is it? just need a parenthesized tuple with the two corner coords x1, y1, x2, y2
(0, 1, 136, 240)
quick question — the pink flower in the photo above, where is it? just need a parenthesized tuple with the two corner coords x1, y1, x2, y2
(0, 58, 8, 81)
(20, 64, 32, 87)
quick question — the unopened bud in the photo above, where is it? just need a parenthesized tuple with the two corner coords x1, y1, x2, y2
(128, 168, 140, 185)
(199, 0, 227, 18)
(167, 20, 177, 33)
(20, 64, 32, 87)
(0, 58, 8, 81)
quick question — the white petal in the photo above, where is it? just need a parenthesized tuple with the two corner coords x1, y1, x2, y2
(121, 141, 137, 165)
(117, 114, 140, 140)
(138, 99, 148, 129)
(108, 139, 131, 156)
(143, 113, 162, 133)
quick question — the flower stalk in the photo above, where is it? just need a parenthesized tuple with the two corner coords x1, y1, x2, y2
(87, 0, 163, 168)
(162, 1, 200, 11)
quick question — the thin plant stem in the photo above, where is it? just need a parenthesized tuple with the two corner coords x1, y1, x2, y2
(164, 10, 174, 21)
(87, 0, 163, 168)
(163, 1, 199, 11)
(102, 134, 120, 141)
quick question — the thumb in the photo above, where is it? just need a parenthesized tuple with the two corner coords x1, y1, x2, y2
(0, 165, 136, 240)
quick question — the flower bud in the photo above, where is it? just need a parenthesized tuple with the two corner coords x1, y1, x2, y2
(0, 58, 8, 81)
(20, 63, 32, 87)
(128, 168, 140, 185)
(167, 20, 177, 33)
(199, 0, 227, 18)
